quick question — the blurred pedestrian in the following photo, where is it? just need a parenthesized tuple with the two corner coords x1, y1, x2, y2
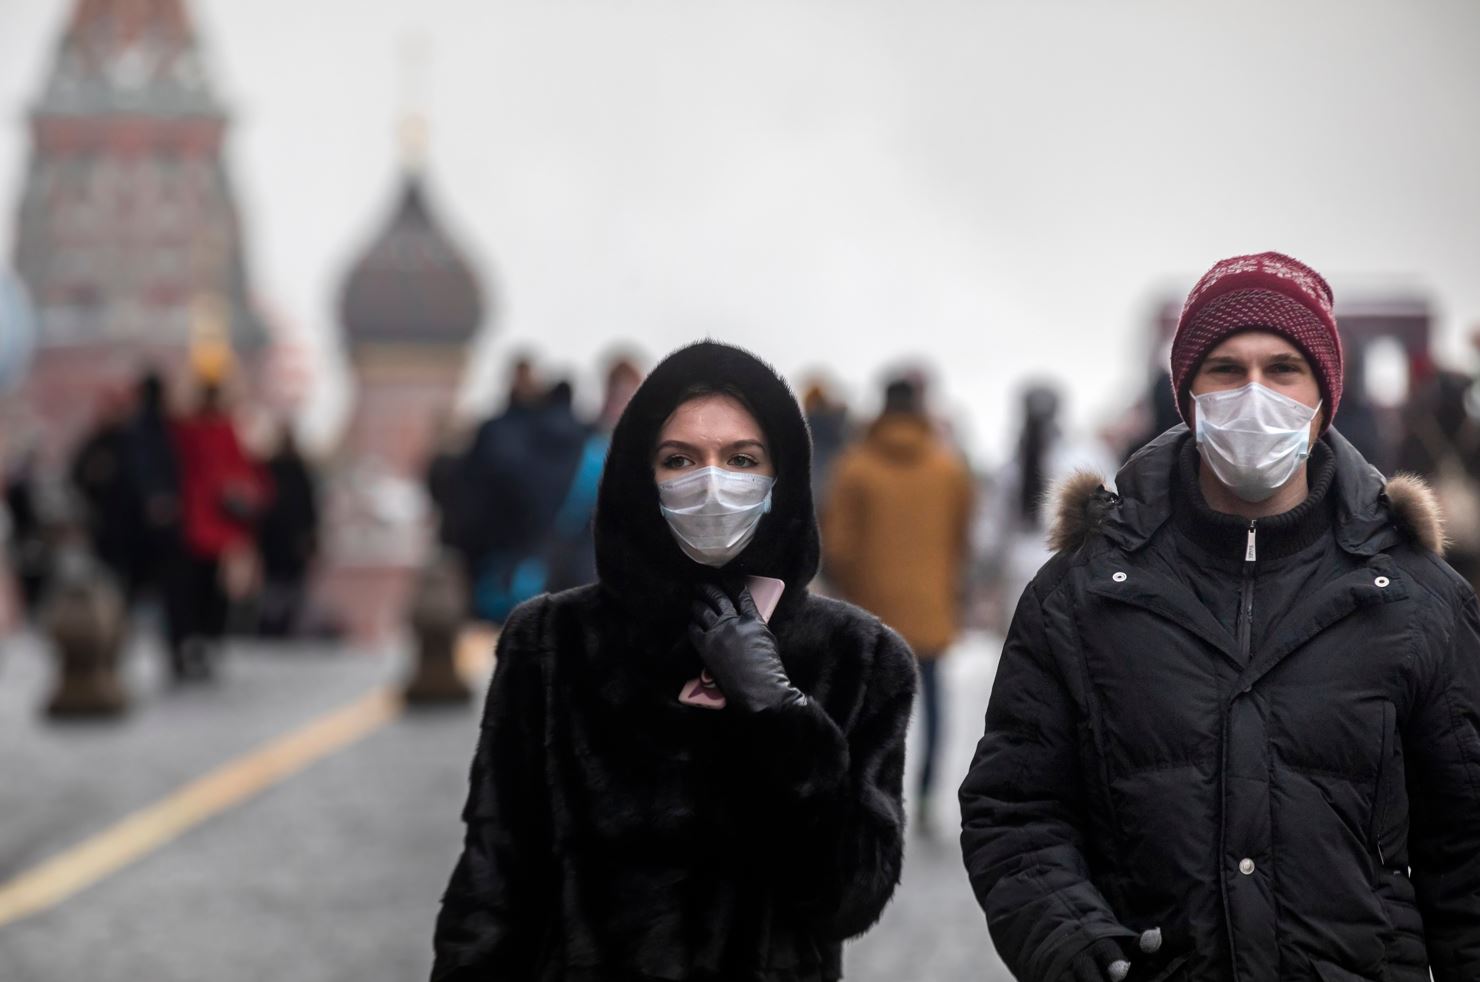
(960, 252, 1480, 981)
(1397, 362, 1480, 593)
(1334, 343, 1387, 470)
(432, 341, 915, 981)
(69, 387, 138, 595)
(823, 375, 973, 833)
(595, 351, 642, 433)
(256, 424, 318, 638)
(1122, 368, 1182, 462)
(505, 353, 543, 414)
(122, 369, 182, 605)
(462, 358, 545, 622)
(541, 355, 644, 593)
(801, 376, 850, 518)
(511, 379, 589, 591)
(4, 444, 49, 618)
(166, 382, 269, 680)
(426, 412, 474, 561)
(978, 382, 1117, 630)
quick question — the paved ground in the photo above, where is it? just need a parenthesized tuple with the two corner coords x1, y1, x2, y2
(0, 623, 1013, 982)
(850, 637, 1011, 982)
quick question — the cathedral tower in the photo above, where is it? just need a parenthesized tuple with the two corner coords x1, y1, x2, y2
(10, 0, 264, 457)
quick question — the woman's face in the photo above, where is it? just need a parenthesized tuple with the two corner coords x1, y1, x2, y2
(653, 394, 775, 482)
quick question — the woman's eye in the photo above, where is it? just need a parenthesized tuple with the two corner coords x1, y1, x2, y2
(662, 455, 691, 469)
(730, 455, 759, 468)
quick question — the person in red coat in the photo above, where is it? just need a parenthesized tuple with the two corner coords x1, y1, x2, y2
(165, 383, 270, 680)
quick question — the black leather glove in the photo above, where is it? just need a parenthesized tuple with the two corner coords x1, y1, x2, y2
(1062, 938, 1132, 982)
(688, 584, 806, 714)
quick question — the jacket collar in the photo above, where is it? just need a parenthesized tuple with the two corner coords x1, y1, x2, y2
(1170, 438, 1337, 563)
(1050, 424, 1445, 559)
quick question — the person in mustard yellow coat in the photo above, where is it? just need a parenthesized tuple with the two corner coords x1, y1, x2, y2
(823, 376, 974, 831)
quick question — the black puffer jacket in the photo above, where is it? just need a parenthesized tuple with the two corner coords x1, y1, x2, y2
(432, 341, 917, 981)
(960, 426, 1480, 982)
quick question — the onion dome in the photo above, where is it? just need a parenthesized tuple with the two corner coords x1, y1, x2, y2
(339, 172, 485, 349)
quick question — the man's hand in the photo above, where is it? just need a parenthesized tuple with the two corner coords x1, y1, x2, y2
(1063, 938, 1131, 982)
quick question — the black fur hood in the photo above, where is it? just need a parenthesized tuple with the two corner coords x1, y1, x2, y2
(594, 340, 820, 625)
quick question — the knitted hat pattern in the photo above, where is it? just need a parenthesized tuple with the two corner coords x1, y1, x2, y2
(1170, 251, 1342, 428)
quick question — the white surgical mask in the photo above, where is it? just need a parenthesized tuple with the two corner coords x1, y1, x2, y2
(1193, 382, 1321, 503)
(657, 466, 775, 567)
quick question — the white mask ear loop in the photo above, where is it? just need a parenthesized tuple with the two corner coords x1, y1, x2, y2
(1300, 401, 1324, 457)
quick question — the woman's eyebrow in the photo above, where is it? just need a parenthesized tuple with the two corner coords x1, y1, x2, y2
(727, 439, 768, 453)
(654, 439, 698, 454)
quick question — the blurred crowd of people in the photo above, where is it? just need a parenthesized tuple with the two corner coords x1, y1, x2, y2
(425, 352, 643, 624)
(4, 332, 1479, 720)
(4, 369, 320, 681)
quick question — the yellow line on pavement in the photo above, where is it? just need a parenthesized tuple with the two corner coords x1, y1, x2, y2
(0, 629, 499, 929)
(0, 687, 402, 928)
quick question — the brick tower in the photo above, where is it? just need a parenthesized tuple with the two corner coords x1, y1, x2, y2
(10, 0, 264, 464)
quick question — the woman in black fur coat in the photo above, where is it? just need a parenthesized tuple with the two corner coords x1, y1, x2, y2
(431, 341, 918, 981)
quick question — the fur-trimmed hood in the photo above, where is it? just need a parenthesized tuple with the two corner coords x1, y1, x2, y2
(593, 340, 820, 628)
(1048, 425, 1445, 557)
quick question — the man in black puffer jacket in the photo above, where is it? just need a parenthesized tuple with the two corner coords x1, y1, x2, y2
(960, 252, 1480, 982)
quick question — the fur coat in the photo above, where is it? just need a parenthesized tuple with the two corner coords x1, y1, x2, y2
(432, 342, 917, 981)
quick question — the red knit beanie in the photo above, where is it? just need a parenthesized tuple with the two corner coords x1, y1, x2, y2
(1170, 251, 1342, 430)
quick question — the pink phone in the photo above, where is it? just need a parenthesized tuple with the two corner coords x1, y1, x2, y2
(678, 576, 786, 709)
(744, 575, 786, 624)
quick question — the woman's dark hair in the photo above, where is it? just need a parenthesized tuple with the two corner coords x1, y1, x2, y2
(673, 381, 759, 418)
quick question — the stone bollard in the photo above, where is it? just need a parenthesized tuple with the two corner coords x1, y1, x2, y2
(42, 546, 128, 719)
(403, 552, 471, 705)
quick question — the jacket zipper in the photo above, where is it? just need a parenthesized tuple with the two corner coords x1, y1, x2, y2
(1237, 520, 1256, 661)
(1222, 520, 1258, 981)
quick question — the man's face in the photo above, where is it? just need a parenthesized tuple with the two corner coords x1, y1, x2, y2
(1190, 330, 1325, 441)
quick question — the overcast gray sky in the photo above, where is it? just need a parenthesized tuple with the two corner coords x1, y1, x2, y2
(2, 0, 1479, 457)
